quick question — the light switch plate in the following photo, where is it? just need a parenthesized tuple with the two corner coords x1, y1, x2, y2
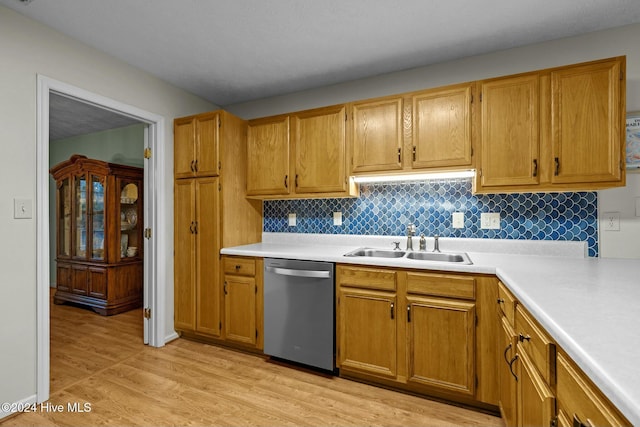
(480, 212, 500, 229)
(452, 212, 464, 229)
(14, 198, 32, 219)
(288, 213, 296, 227)
(602, 212, 620, 231)
(333, 211, 342, 226)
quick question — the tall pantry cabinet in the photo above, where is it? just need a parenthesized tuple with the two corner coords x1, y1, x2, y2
(173, 110, 262, 341)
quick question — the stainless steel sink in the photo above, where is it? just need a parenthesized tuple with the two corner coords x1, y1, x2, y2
(405, 251, 472, 264)
(343, 248, 406, 258)
(343, 247, 472, 264)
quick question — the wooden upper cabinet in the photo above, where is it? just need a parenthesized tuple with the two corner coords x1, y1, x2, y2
(412, 83, 474, 169)
(246, 115, 290, 196)
(350, 97, 404, 173)
(292, 105, 347, 194)
(247, 105, 356, 199)
(174, 112, 220, 179)
(478, 73, 540, 188)
(551, 58, 624, 184)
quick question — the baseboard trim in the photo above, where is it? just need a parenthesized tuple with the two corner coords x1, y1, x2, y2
(0, 393, 37, 420)
(164, 331, 179, 344)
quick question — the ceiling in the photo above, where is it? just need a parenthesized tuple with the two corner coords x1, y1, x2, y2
(3, 0, 640, 109)
(49, 94, 142, 141)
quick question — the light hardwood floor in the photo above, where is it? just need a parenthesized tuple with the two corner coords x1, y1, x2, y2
(3, 294, 502, 426)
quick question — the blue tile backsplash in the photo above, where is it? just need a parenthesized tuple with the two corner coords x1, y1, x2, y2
(263, 178, 598, 257)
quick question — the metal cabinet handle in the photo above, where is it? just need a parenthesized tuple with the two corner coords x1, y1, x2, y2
(189, 221, 195, 234)
(194, 159, 199, 172)
(412, 146, 417, 161)
(193, 221, 198, 234)
(295, 174, 299, 188)
(533, 159, 538, 177)
(190, 160, 195, 172)
(223, 281, 228, 295)
(284, 175, 288, 188)
(497, 298, 505, 304)
(397, 148, 401, 162)
(554, 157, 560, 176)
(519, 333, 531, 342)
(390, 302, 395, 320)
(508, 354, 519, 381)
(407, 305, 411, 322)
(235, 265, 241, 271)
(503, 343, 512, 364)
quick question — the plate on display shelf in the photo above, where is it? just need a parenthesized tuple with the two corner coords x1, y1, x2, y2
(125, 209, 137, 226)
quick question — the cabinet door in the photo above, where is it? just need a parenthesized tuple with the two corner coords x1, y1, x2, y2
(174, 117, 196, 179)
(406, 296, 476, 396)
(351, 98, 403, 173)
(551, 58, 623, 184)
(479, 74, 540, 187)
(499, 317, 518, 427)
(247, 116, 290, 196)
(56, 263, 71, 292)
(517, 347, 556, 427)
(292, 105, 347, 194)
(195, 177, 221, 337)
(194, 112, 220, 177)
(338, 287, 397, 380)
(71, 264, 88, 296)
(88, 267, 107, 299)
(412, 83, 473, 169)
(224, 275, 256, 345)
(174, 179, 196, 331)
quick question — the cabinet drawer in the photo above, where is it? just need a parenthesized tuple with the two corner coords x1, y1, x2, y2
(337, 265, 397, 291)
(497, 281, 516, 326)
(223, 257, 256, 276)
(406, 272, 475, 300)
(515, 305, 556, 385)
(557, 352, 629, 427)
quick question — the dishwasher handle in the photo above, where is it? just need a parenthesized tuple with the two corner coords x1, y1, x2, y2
(266, 266, 331, 279)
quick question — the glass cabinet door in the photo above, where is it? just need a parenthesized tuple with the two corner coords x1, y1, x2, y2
(91, 175, 105, 260)
(74, 174, 87, 258)
(58, 177, 71, 257)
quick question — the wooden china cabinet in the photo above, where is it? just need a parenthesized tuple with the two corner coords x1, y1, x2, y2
(50, 155, 143, 315)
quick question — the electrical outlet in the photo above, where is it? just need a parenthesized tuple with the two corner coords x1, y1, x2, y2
(452, 212, 464, 229)
(602, 212, 620, 231)
(288, 213, 297, 227)
(333, 211, 342, 226)
(14, 198, 32, 219)
(480, 212, 500, 230)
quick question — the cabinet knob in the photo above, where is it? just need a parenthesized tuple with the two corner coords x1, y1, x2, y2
(497, 298, 505, 304)
(518, 333, 531, 342)
(235, 265, 241, 270)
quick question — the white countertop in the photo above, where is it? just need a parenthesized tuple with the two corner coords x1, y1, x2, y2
(221, 234, 640, 425)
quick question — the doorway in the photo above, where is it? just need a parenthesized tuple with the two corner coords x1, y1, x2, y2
(36, 75, 168, 404)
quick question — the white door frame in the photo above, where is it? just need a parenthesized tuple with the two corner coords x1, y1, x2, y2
(36, 75, 167, 403)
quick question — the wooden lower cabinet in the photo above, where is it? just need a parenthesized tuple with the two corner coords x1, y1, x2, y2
(497, 283, 630, 427)
(556, 351, 629, 427)
(338, 287, 398, 379)
(516, 346, 556, 427)
(336, 264, 498, 409)
(498, 316, 517, 427)
(406, 296, 475, 396)
(221, 256, 263, 350)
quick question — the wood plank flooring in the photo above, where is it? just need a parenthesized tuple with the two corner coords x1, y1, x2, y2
(3, 294, 502, 426)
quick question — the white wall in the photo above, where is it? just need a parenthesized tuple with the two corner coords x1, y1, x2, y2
(0, 5, 216, 408)
(227, 23, 640, 259)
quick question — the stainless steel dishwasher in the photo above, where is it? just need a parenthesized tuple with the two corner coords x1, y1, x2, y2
(263, 258, 335, 371)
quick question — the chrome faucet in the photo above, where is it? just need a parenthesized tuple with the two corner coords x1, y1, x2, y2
(433, 235, 441, 252)
(419, 233, 427, 251)
(406, 223, 416, 251)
